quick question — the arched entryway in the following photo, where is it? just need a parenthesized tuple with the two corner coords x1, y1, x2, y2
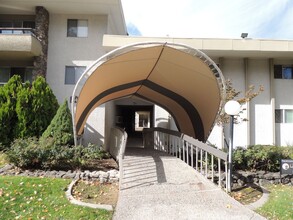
(71, 42, 225, 145)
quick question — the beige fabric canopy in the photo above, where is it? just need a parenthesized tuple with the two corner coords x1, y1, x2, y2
(72, 42, 225, 143)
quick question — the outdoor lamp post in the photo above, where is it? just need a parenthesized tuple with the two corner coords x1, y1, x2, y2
(224, 100, 241, 193)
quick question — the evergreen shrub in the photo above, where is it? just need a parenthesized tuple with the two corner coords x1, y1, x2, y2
(0, 76, 58, 149)
(0, 76, 23, 147)
(7, 138, 109, 170)
(41, 99, 73, 145)
(233, 145, 293, 172)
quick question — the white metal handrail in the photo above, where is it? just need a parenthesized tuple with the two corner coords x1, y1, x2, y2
(109, 127, 128, 189)
(143, 127, 228, 191)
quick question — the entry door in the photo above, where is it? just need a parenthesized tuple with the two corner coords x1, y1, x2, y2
(135, 111, 150, 131)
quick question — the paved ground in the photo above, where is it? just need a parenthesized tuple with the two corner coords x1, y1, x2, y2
(113, 147, 266, 220)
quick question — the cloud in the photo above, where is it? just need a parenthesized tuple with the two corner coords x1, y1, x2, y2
(121, 0, 293, 40)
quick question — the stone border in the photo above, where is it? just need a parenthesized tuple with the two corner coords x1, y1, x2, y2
(0, 164, 119, 183)
(65, 178, 113, 211)
(245, 186, 270, 210)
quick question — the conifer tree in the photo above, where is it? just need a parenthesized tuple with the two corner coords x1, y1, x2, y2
(0, 75, 23, 147)
(41, 99, 73, 145)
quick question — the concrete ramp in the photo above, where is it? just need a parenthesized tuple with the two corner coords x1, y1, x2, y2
(113, 148, 265, 220)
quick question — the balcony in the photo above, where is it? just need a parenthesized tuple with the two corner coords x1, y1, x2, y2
(0, 28, 42, 61)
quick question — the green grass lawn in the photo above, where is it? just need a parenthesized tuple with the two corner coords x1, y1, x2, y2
(0, 176, 113, 220)
(257, 184, 293, 220)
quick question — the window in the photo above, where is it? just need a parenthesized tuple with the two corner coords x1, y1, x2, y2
(275, 109, 293, 123)
(67, 19, 88, 37)
(135, 111, 150, 131)
(274, 65, 293, 79)
(275, 109, 283, 123)
(0, 67, 32, 85)
(65, 66, 86, 84)
(285, 110, 293, 123)
(0, 67, 10, 84)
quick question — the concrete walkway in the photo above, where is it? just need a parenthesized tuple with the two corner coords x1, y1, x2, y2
(113, 148, 266, 220)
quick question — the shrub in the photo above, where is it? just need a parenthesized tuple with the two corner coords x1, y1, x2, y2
(41, 100, 73, 145)
(7, 137, 109, 170)
(7, 137, 41, 168)
(0, 75, 23, 147)
(0, 76, 58, 149)
(29, 77, 59, 136)
(233, 145, 293, 172)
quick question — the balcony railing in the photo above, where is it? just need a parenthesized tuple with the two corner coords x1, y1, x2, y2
(0, 28, 36, 37)
(0, 28, 41, 59)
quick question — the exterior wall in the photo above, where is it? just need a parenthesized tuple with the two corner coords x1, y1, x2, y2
(208, 58, 275, 148)
(154, 106, 170, 129)
(248, 59, 273, 145)
(82, 106, 105, 146)
(274, 60, 293, 146)
(222, 58, 249, 148)
(104, 101, 116, 150)
(46, 14, 109, 145)
(47, 14, 108, 103)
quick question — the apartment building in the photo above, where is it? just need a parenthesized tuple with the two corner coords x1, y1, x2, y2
(1, 0, 293, 148)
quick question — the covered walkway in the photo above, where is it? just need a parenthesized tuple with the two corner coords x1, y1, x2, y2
(113, 147, 265, 220)
(72, 42, 226, 145)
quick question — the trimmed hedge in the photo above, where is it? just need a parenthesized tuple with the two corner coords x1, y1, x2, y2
(233, 145, 293, 172)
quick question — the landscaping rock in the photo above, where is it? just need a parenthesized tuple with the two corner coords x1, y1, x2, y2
(0, 164, 14, 174)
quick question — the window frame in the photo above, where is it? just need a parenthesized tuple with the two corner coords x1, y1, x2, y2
(0, 67, 33, 84)
(65, 66, 86, 85)
(67, 19, 88, 38)
(274, 65, 293, 79)
(275, 109, 293, 123)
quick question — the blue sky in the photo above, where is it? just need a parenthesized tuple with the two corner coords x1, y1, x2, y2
(121, 0, 293, 40)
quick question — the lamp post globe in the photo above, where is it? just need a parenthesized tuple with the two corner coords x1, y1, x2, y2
(224, 100, 241, 116)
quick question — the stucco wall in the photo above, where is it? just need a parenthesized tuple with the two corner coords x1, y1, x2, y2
(208, 58, 277, 148)
(248, 59, 273, 145)
(154, 106, 170, 129)
(104, 101, 116, 150)
(47, 14, 108, 103)
(274, 60, 293, 146)
(222, 58, 249, 147)
(82, 106, 105, 146)
(46, 14, 109, 145)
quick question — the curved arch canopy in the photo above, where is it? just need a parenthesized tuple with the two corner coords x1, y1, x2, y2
(72, 42, 225, 143)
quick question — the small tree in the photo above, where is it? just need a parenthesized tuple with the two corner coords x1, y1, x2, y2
(41, 100, 73, 145)
(216, 79, 264, 125)
(0, 75, 23, 147)
(30, 76, 59, 136)
(15, 76, 58, 138)
(214, 79, 264, 149)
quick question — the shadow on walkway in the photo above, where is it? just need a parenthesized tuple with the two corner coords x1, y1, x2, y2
(114, 147, 266, 220)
